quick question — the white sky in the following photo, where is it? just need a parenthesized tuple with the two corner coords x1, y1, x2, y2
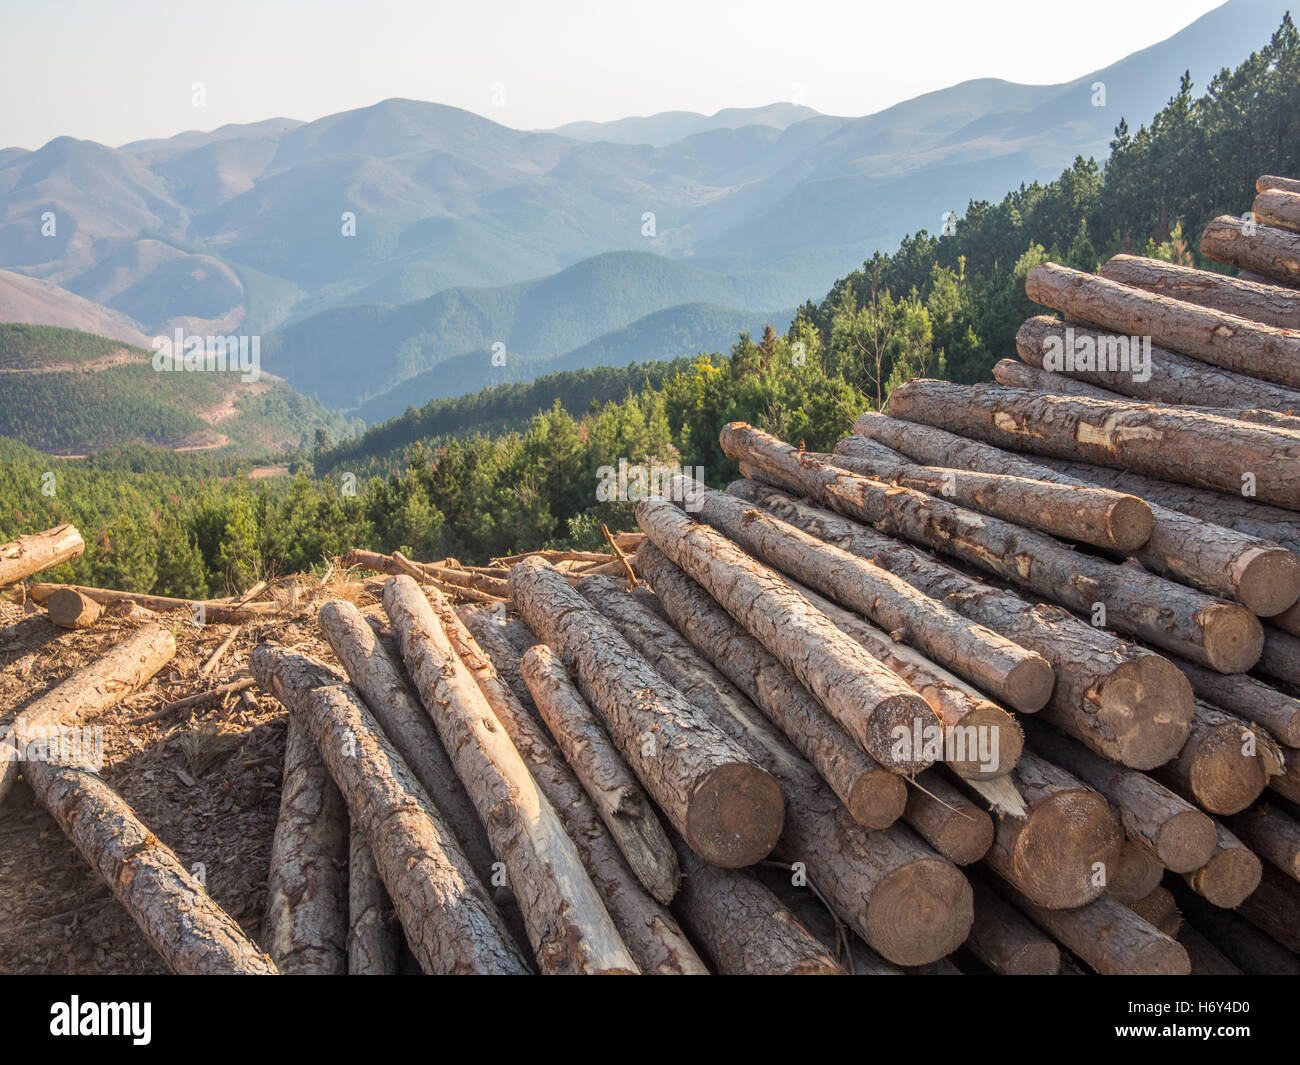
(0, 0, 1229, 149)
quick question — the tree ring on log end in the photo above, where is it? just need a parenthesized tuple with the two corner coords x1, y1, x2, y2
(685, 763, 785, 868)
(1234, 549, 1300, 618)
(1200, 603, 1264, 674)
(1153, 809, 1218, 873)
(1094, 655, 1194, 770)
(846, 772, 908, 830)
(866, 858, 972, 966)
(1012, 790, 1121, 908)
(1004, 656, 1055, 713)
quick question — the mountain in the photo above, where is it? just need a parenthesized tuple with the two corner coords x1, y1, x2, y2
(547, 103, 824, 146)
(0, 269, 153, 347)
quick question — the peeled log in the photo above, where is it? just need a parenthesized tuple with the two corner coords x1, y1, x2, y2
(965, 876, 1060, 975)
(1152, 702, 1284, 815)
(1180, 820, 1262, 908)
(521, 643, 679, 905)
(251, 645, 531, 974)
(46, 587, 103, 630)
(1022, 718, 1216, 873)
(1106, 839, 1165, 903)
(263, 716, 349, 974)
(635, 497, 940, 772)
(1099, 254, 1300, 330)
(845, 413, 1300, 617)
(669, 474, 1052, 712)
(1025, 260, 1300, 383)
(381, 577, 637, 973)
(508, 558, 784, 867)
(23, 758, 277, 974)
(449, 604, 709, 976)
(0, 524, 84, 588)
(1226, 802, 1300, 882)
(903, 771, 994, 865)
(347, 824, 399, 975)
(1235, 864, 1300, 951)
(1253, 188, 1300, 237)
(586, 569, 906, 829)
(0, 623, 177, 804)
(728, 478, 1195, 770)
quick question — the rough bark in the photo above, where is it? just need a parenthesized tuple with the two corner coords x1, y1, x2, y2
(1026, 260, 1300, 380)
(1152, 701, 1285, 815)
(347, 824, 399, 975)
(1235, 863, 1300, 951)
(1201, 214, 1300, 287)
(592, 566, 906, 829)
(1180, 820, 1262, 909)
(448, 604, 709, 975)
(1167, 652, 1300, 746)
(964, 875, 1060, 975)
(520, 643, 680, 905)
(263, 716, 349, 974)
(0, 623, 176, 804)
(0, 524, 84, 588)
(251, 645, 531, 974)
(979, 751, 1122, 909)
(846, 413, 1300, 617)
(728, 478, 1195, 769)
(727, 419, 1263, 672)
(1170, 876, 1300, 974)
(1259, 626, 1300, 688)
(1254, 187, 1300, 238)
(23, 757, 277, 974)
(635, 497, 941, 772)
(1106, 838, 1166, 903)
(1226, 801, 1300, 882)
(1271, 754, 1300, 805)
(508, 558, 783, 867)
(994, 357, 1121, 399)
(1123, 885, 1181, 937)
(1178, 924, 1242, 976)
(1022, 718, 1216, 873)
(1100, 253, 1300, 329)
(45, 586, 103, 630)
(380, 576, 637, 973)
(902, 771, 993, 865)
(617, 549, 973, 965)
(1260, 175, 1300, 195)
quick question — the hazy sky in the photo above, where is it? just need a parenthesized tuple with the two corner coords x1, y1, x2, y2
(1, 0, 1229, 149)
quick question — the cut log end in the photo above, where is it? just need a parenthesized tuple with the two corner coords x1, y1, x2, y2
(930, 809, 995, 867)
(866, 858, 973, 967)
(1187, 847, 1263, 909)
(873, 694, 944, 773)
(1156, 810, 1223, 875)
(686, 762, 786, 868)
(947, 706, 1024, 779)
(1190, 730, 1274, 816)
(1005, 656, 1056, 715)
(1201, 604, 1265, 674)
(1131, 939, 1195, 977)
(1108, 496, 1157, 553)
(1014, 790, 1122, 909)
(1235, 549, 1300, 618)
(847, 772, 909, 830)
(46, 586, 103, 630)
(1096, 655, 1195, 770)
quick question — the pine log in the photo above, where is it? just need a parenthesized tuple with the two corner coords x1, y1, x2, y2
(1099, 254, 1300, 330)
(1235, 863, 1300, 951)
(509, 558, 784, 867)
(520, 643, 680, 904)
(45, 586, 103, 630)
(1123, 885, 1181, 937)
(1201, 214, 1300, 287)
(635, 499, 940, 773)
(964, 876, 1060, 975)
(263, 716, 349, 974)
(1022, 718, 1215, 873)
(780, 576, 1023, 778)
(1153, 701, 1284, 815)
(380, 576, 637, 973)
(992, 876, 1188, 974)
(27, 583, 276, 625)
(1178, 924, 1242, 975)
(1226, 802, 1300, 882)
(618, 548, 974, 965)
(1017, 314, 1300, 412)
(668, 473, 1053, 712)
(0, 623, 177, 805)
(447, 604, 709, 975)
(1166, 653, 1300, 746)
(1259, 626, 1300, 688)
(1253, 188, 1300, 235)
(728, 421, 1263, 672)
(1025, 260, 1300, 381)
(0, 524, 84, 588)
(22, 757, 278, 974)
(1270, 599, 1300, 637)
(1170, 877, 1300, 974)
(586, 568, 906, 829)
(347, 824, 399, 975)
(993, 358, 1120, 398)
(728, 479, 1195, 769)
(1181, 820, 1262, 908)
(1106, 839, 1166, 903)
(251, 645, 531, 974)
(845, 413, 1300, 616)
(670, 837, 843, 975)
(903, 771, 993, 865)
(980, 751, 1122, 909)
(1271, 753, 1300, 804)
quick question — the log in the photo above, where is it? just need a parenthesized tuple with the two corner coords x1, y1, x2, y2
(1123, 885, 1181, 937)
(1226, 801, 1300, 882)
(457, 608, 539, 714)
(1181, 820, 1262, 909)
(381, 576, 638, 973)
(670, 837, 844, 975)
(251, 646, 531, 974)
(447, 604, 709, 975)
(1152, 701, 1284, 815)
(980, 751, 1122, 909)
(1178, 925, 1242, 976)
(1254, 188, 1300, 235)
(520, 644, 680, 905)
(635, 498, 941, 772)
(1022, 718, 1216, 873)
(1026, 260, 1300, 382)
(1260, 175, 1300, 196)
(45, 586, 102, 630)
(1099, 254, 1300, 330)
(1201, 214, 1300, 287)
(845, 413, 1300, 617)
(617, 548, 974, 965)
(1269, 599, 1300, 638)
(993, 358, 1119, 398)
(1271, 753, 1300, 805)
(668, 473, 1053, 712)
(1259, 626, 1300, 689)
(0, 623, 177, 804)
(1106, 839, 1166, 903)
(263, 716, 349, 974)
(347, 824, 399, 975)
(509, 558, 784, 867)
(23, 757, 277, 974)
(584, 571, 906, 829)
(1168, 654, 1300, 746)
(1017, 314, 1300, 413)
(727, 419, 1263, 672)
(964, 876, 1060, 975)
(728, 479, 1195, 769)
(0, 524, 84, 587)
(1235, 863, 1300, 951)
(1170, 877, 1300, 974)
(902, 771, 994, 865)
(27, 583, 276, 625)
